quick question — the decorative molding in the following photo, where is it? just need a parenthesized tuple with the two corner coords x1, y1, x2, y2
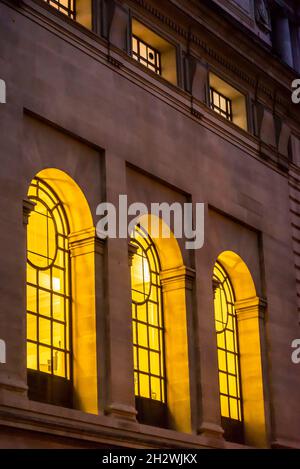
(212, 278, 221, 297)
(235, 296, 267, 320)
(69, 227, 106, 256)
(129, 0, 289, 109)
(128, 241, 138, 266)
(191, 107, 202, 120)
(22, 198, 36, 226)
(107, 54, 122, 68)
(160, 265, 195, 291)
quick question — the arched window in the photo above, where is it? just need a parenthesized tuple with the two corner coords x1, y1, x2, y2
(130, 224, 167, 427)
(213, 261, 244, 443)
(26, 177, 72, 407)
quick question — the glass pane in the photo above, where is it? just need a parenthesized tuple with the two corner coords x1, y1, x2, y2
(27, 342, 37, 370)
(39, 345, 51, 374)
(136, 303, 147, 322)
(132, 37, 138, 53)
(229, 398, 239, 420)
(226, 330, 234, 353)
(52, 267, 64, 293)
(53, 321, 65, 349)
(217, 333, 225, 349)
(139, 373, 150, 398)
(53, 294, 64, 321)
(220, 395, 229, 418)
(148, 302, 158, 326)
(39, 289, 51, 316)
(39, 270, 51, 290)
(39, 317, 51, 345)
(150, 376, 161, 401)
(149, 327, 159, 350)
(138, 348, 149, 373)
(218, 349, 227, 372)
(227, 352, 236, 374)
(27, 286, 37, 313)
(53, 350, 66, 377)
(220, 96, 227, 112)
(219, 371, 228, 395)
(27, 314, 37, 341)
(150, 351, 160, 376)
(139, 42, 147, 59)
(27, 264, 36, 284)
(137, 323, 148, 348)
(228, 374, 237, 397)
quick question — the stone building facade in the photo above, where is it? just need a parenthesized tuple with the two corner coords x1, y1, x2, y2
(0, 0, 300, 449)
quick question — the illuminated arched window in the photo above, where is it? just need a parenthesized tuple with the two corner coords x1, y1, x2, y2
(213, 261, 244, 443)
(130, 225, 167, 427)
(26, 177, 72, 407)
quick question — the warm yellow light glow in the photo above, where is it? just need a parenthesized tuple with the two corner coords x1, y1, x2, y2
(213, 261, 242, 422)
(131, 225, 165, 402)
(26, 177, 71, 380)
(209, 73, 248, 130)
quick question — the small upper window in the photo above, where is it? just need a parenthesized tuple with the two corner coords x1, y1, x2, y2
(43, 0, 92, 29)
(131, 19, 178, 86)
(209, 72, 248, 130)
(44, 0, 76, 19)
(210, 88, 233, 121)
(132, 35, 162, 75)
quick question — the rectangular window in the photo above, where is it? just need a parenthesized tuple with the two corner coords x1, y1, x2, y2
(131, 19, 178, 86)
(210, 88, 233, 121)
(43, 0, 92, 30)
(209, 72, 248, 130)
(44, 0, 76, 19)
(132, 35, 162, 75)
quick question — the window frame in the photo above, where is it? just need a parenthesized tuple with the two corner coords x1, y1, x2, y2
(43, 0, 77, 20)
(131, 224, 167, 405)
(26, 177, 73, 401)
(213, 261, 244, 443)
(207, 68, 250, 132)
(132, 34, 162, 75)
(210, 87, 233, 122)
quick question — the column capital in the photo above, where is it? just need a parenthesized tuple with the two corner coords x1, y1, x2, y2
(128, 241, 138, 266)
(235, 296, 267, 321)
(22, 199, 36, 226)
(69, 227, 106, 256)
(160, 265, 195, 291)
(212, 278, 221, 297)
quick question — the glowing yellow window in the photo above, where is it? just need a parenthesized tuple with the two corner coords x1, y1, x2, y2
(130, 225, 165, 404)
(26, 177, 71, 381)
(44, 0, 76, 19)
(132, 35, 162, 75)
(213, 261, 243, 439)
(44, 0, 93, 30)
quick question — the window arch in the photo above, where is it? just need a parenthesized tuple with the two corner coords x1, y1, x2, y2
(130, 224, 167, 427)
(25, 169, 98, 414)
(26, 177, 72, 407)
(213, 261, 244, 443)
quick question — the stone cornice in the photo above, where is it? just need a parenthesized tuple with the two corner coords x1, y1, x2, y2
(129, 0, 298, 121)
